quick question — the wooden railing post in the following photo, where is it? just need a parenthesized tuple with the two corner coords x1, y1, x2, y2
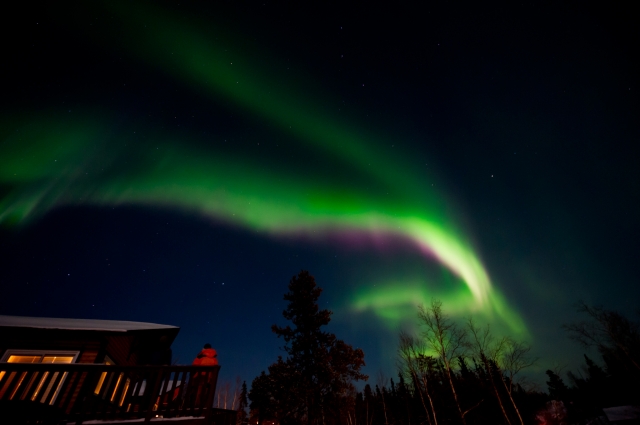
(0, 363, 222, 424)
(144, 367, 164, 423)
(72, 368, 98, 425)
(203, 368, 219, 419)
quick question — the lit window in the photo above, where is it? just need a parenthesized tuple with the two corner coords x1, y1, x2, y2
(1, 351, 77, 364)
(42, 356, 76, 364)
(0, 350, 78, 403)
(6, 355, 42, 364)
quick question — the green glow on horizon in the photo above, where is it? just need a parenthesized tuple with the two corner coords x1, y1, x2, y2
(351, 279, 524, 333)
(0, 2, 527, 336)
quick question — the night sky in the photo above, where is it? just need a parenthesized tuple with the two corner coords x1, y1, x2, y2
(1, 1, 638, 388)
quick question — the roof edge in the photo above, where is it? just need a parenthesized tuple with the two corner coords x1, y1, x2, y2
(0, 315, 179, 333)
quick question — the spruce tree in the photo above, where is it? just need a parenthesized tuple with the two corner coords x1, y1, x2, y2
(251, 270, 367, 425)
(546, 370, 569, 401)
(237, 381, 249, 424)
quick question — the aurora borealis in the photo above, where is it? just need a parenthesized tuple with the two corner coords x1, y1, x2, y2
(1, 1, 638, 384)
(1, 106, 518, 331)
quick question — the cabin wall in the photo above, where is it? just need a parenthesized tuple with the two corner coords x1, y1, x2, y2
(0, 328, 105, 364)
(105, 334, 138, 366)
(0, 327, 177, 366)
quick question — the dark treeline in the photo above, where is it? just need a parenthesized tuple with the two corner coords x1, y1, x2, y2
(351, 300, 544, 425)
(351, 370, 543, 425)
(245, 272, 640, 425)
(348, 301, 640, 425)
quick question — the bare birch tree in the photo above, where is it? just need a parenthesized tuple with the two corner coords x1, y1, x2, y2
(564, 301, 640, 373)
(467, 318, 513, 425)
(376, 371, 390, 425)
(231, 376, 242, 411)
(398, 331, 437, 425)
(466, 317, 535, 425)
(501, 339, 536, 425)
(217, 381, 232, 409)
(418, 300, 469, 425)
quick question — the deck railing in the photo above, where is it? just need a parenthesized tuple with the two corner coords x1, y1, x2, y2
(0, 363, 231, 424)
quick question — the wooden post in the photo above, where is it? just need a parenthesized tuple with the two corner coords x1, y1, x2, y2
(144, 368, 164, 423)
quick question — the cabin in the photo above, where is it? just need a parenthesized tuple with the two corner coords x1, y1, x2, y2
(0, 315, 237, 425)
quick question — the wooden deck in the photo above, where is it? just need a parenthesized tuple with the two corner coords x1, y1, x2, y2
(0, 363, 237, 424)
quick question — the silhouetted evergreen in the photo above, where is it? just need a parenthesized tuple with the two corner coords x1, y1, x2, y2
(546, 370, 569, 402)
(561, 302, 640, 421)
(249, 270, 367, 425)
(237, 381, 249, 425)
(248, 297, 640, 425)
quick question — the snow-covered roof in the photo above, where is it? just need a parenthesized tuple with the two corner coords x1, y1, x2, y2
(0, 315, 178, 333)
(79, 417, 203, 423)
(603, 405, 640, 422)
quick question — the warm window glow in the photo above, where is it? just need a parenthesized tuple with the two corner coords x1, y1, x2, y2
(94, 373, 107, 395)
(6, 354, 74, 364)
(119, 378, 131, 406)
(9, 372, 28, 399)
(7, 355, 41, 363)
(1, 355, 40, 380)
(50, 372, 69, 404)
(1, 351, 77, 404)
(94, 357, 115, 395)
(30, 371, 49, 401)
(110, 373, 124, 402)
(42, 356, 75, 364)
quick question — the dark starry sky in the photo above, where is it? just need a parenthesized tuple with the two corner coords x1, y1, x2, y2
(1, 1, 638, 388)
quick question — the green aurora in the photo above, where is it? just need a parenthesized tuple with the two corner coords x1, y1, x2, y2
(0, 2, 526, 336)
